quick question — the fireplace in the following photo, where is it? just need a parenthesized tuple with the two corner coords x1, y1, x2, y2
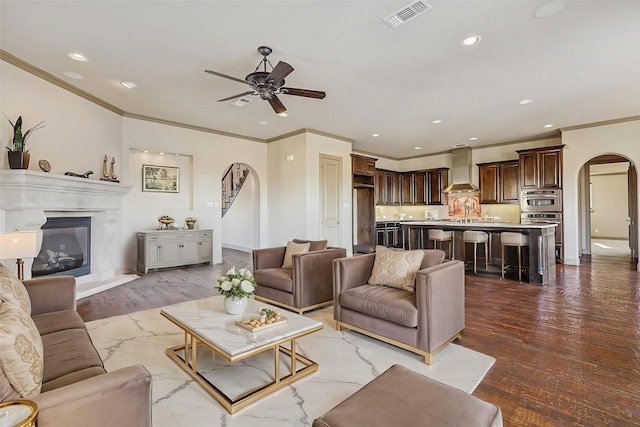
(32, 217, 91, 278)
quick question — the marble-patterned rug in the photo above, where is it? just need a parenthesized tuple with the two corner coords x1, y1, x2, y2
(86, 305, 495, 427)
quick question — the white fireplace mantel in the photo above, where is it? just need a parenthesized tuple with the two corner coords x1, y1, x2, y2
(0, 170, 132, 212)
(0, 170, 133, 291)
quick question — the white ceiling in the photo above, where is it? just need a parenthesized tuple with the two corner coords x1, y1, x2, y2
(1, 1, 639, 159)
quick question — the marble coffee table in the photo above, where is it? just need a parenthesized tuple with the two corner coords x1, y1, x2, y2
(160, 296, 323, 414)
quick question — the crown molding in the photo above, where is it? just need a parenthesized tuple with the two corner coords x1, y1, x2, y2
(267, 128, 354, 144)
(1, 49, 125, 116)
(560, 115, 640, 132)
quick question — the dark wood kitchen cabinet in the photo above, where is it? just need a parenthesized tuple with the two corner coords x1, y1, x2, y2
(478, 160, 519, 204)
(375, 169, 400, 205)
(351, 154, 377, 252)
(427, 169, 448, 205)
(517, 145, 564, 189)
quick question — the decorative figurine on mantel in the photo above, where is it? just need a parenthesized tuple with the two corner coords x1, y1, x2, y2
(64, 170, 93, 178)
(100, 154, 120, 183)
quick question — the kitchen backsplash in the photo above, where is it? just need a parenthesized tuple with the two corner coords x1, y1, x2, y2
(376, 203, 520, 222)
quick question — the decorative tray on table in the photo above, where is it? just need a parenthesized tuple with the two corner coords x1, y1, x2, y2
(236, 308, 287, 332)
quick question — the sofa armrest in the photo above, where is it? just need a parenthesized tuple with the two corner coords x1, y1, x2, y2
(32, 365, 152, 427)
(292, 247, 347, 307)
(415, 260, 465, 351)
(333, 253, 375, 294)
(22, 275, 76, 316)
(252, 246, 287, 270)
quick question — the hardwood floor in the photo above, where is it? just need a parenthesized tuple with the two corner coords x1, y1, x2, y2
(77, 249, 640, 426)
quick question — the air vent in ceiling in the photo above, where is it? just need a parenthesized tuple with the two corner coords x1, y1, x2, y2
(383, 1, 432, 28)
(231, 97, 252, 107)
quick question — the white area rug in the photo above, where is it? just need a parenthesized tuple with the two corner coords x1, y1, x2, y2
(86, 305, 495, 427)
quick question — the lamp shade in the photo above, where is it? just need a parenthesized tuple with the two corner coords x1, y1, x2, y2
(0, 231, 39, 259)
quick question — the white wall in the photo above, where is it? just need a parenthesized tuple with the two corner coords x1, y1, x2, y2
(0, 62, 122, 179)
(121, 118, 268, 268)
(222, 171, 259, 252)
(562, 120, 640, 266)
(590, 163, 628, 239)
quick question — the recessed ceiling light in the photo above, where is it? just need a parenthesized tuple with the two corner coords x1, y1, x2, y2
(544, 124, 554, 128)
(143, 150, 149, 153)
(535, 0, 566, 18)
(67, 52, 88, 62)
(461, 36, 481, 46)
(258, 120, 268, 125)
(159, 152, 164, 155)
(62, 71, 83, 80)
(278, 112, 288, 118)
(174, 153, 180, 157)
(469, 137, 478, 141)
(519, 99, 533, 105)
(120, 81, 137, 89)
(432, 119, 442, 124)
(414, 146, 421, 150)
(372, 133, 380, 138)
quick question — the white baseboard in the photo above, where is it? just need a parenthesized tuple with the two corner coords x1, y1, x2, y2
(222, 244, 252, 253)
(76, 273, 139, 300)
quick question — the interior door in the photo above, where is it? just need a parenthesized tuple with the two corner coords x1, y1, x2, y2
(628, 164, 638, 261)
(320, 155, 342, 247)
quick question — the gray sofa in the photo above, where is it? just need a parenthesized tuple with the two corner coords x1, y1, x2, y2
(0, 267, 152, 427)
(333, 249, 465, 364)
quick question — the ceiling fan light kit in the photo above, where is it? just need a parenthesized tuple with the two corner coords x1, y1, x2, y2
(205, 46, 326, 114)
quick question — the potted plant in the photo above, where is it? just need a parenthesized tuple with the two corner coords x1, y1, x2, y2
(4, 113, 45, 169)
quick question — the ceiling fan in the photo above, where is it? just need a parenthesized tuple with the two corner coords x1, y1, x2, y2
(205, 46, 326, 114)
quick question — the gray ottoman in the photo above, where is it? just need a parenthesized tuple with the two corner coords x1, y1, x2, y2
(313, 364, 502, 427)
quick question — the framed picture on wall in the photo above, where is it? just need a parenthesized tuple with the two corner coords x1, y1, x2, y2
(142, 164, 180, 193)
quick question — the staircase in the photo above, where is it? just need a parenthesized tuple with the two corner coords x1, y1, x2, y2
(222, 163, 250, 217)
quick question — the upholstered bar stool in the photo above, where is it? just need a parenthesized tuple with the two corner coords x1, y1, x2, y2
(462, 230, 489, 274)
(427, 229, 454, 259)
(501, 232, 529, 282)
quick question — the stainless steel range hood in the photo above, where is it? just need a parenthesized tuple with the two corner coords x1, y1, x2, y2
(442, 147, 479, 193)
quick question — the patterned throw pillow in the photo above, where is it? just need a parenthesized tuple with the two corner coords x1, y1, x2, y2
(0, 263, 31, 315)
(0, 301, 43, 398)
(368, 246, 425, 292)
(282, 241, 311, 268)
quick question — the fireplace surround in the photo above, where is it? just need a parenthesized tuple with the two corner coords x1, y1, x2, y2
(0, 170, 132, 289)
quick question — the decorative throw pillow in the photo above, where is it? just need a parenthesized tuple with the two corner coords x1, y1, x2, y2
(0, 301, 43, 398)
(0, 263, 31, 315)
(282, 241, 311, 268)
(368, 246, 425, 292)
(293, 239, 328, 252)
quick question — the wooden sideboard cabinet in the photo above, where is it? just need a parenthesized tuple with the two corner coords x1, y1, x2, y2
(137, 229, 212, 274)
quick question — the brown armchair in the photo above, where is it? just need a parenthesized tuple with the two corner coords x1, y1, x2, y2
(252, 240, 347, 314)
(333, 248, 465, 364)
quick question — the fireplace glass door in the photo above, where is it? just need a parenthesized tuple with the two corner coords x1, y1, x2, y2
(32, 217, 91, 277)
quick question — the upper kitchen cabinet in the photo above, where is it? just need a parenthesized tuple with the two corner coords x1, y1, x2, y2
(352, 154, 377, 177)
(375, 169, 401, 205)
(478, 160, 519, 204)
(427, 168, 448, 205)
(399, 169, 448, 206)
(517, 145, 564, 189)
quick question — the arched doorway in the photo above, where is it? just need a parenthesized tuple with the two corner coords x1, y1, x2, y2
(220, 163, 261, 252)
(578, 154, 637, 265)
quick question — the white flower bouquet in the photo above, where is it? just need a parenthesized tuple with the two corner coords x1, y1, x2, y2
(215, 266, 257, 298)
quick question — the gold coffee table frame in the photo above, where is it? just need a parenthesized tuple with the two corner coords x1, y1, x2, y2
(161, 312, 322, 414)
(0, 399, 38, 427)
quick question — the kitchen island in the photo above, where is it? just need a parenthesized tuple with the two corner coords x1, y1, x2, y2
(400, 221, 556, 285)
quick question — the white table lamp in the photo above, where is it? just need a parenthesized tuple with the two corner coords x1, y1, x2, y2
(0, 231, 39, 280)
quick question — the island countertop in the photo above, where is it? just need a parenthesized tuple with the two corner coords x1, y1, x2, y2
(399, 222, 556, 285)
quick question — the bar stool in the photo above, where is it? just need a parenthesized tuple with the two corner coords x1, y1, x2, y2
(427, 229, 454, 259)
(501, 232, 529, 282)
(462, 230, 489, 274)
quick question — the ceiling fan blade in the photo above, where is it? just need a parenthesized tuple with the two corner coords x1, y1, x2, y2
(217, 91, 255, 102)
(268, 95, 286, 114)
(280, 87, 326, 99)
(205, 69, 246, 84)
(266, 61, 294, 84)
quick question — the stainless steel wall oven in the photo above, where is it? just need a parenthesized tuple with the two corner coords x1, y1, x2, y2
(520, 189, 562, 212)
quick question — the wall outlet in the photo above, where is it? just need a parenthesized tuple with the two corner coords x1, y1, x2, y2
(205, 201, 214, 208)
(594, 228, 599, 233)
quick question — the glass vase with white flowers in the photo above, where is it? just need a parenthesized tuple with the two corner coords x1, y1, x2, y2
(215, 266, 257, 314)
